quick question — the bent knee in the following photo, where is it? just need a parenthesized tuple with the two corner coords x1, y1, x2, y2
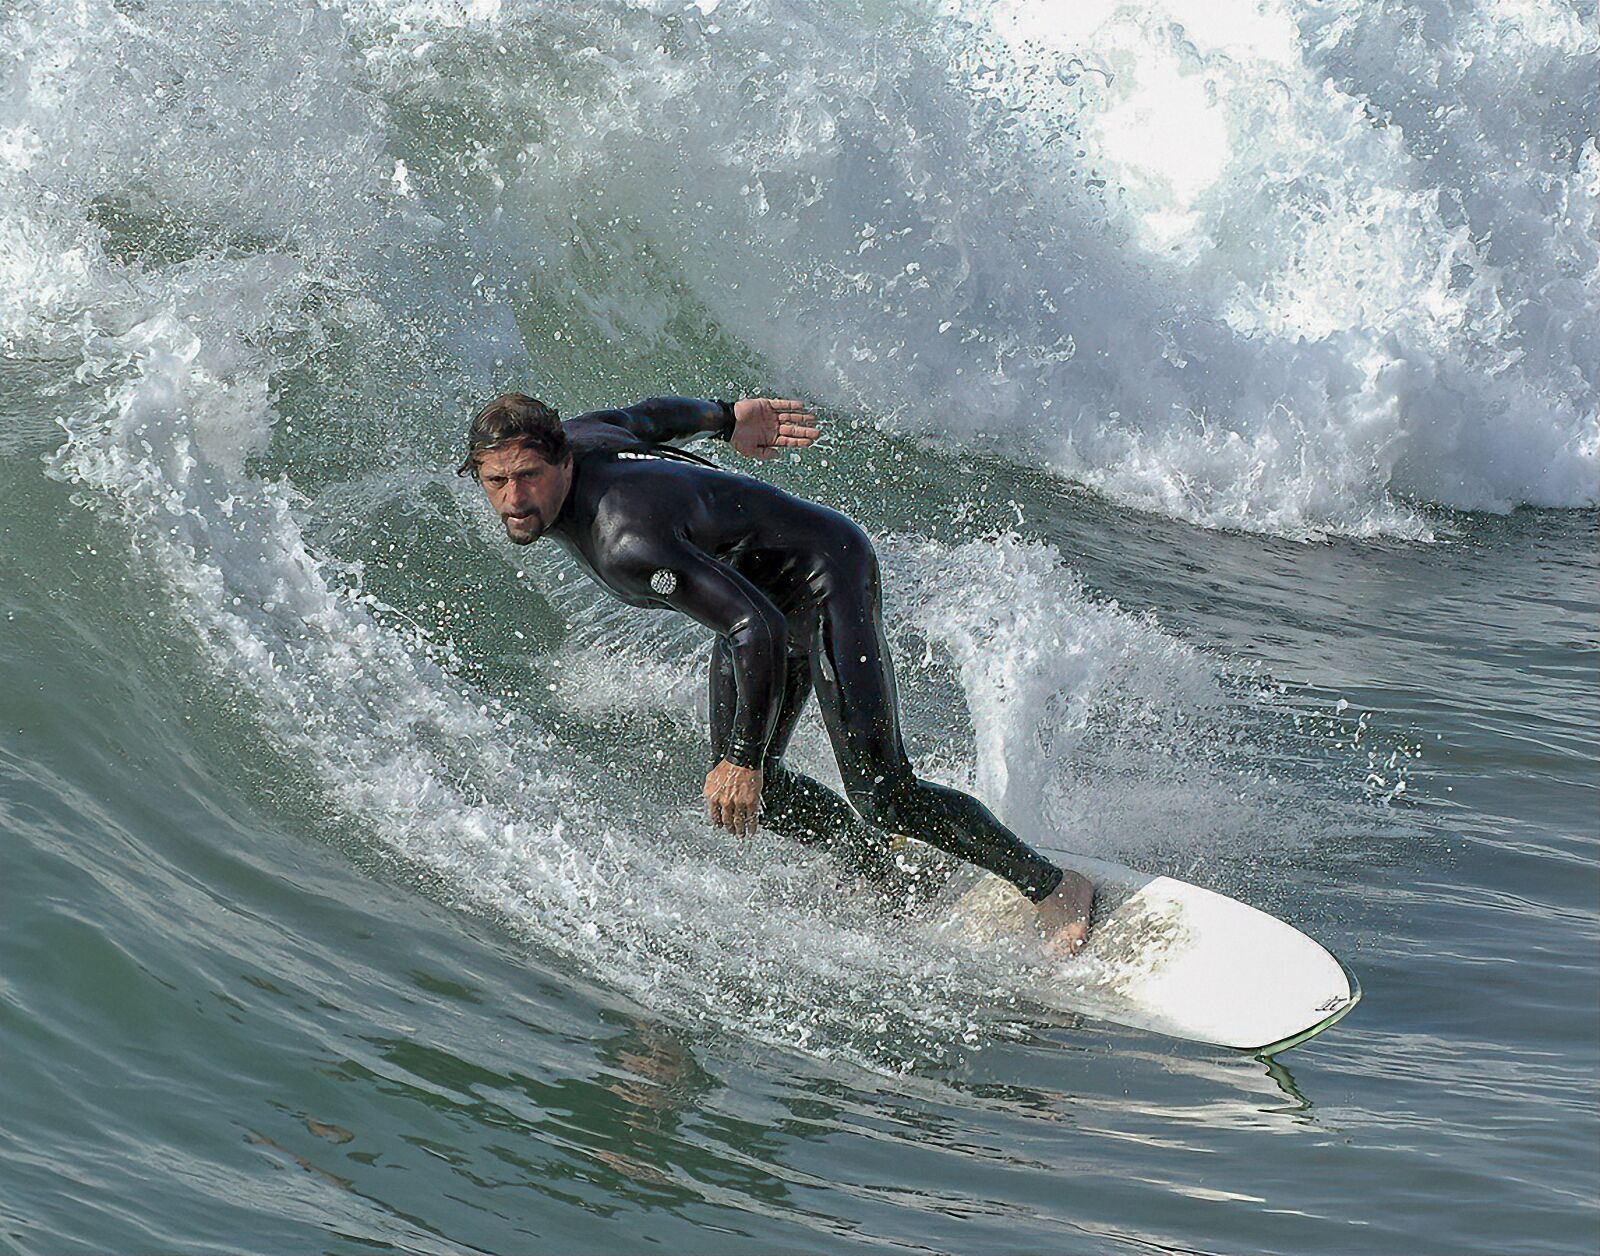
(843, 767, 917, 829)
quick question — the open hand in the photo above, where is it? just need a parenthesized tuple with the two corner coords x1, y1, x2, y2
(731, 397, 821, 460)
(703, 760, 764, 837)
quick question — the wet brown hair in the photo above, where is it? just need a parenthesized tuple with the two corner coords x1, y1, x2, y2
(457, 393, 570, 478)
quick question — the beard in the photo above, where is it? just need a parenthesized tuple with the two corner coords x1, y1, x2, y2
(503, 511, 543, 544)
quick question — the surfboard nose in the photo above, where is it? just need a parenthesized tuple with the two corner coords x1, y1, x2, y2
(1254, 964, 1362, 1057)
(943, 855, 1360, 1054)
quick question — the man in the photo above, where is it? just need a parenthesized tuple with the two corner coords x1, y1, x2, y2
(459, 392, 1093, 951)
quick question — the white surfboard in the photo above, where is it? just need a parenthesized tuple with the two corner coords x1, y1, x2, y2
(934, 852, 1360, 1054)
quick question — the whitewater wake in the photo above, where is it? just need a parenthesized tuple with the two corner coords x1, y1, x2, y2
(0, 0, 1571, 1059)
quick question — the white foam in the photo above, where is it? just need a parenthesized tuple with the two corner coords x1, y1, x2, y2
(0, 0, 1520, 1061)
(0, 2, 1047, 1063)
(339, 0, 1596, 536)
(894, 534, 1222, 844)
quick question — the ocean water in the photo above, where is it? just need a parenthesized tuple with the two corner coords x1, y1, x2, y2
(2, 1, 1596, 1253)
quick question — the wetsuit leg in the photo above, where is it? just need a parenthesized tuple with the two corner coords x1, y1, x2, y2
(707, 638, 902, 885)
(807, 547, 1065, 902)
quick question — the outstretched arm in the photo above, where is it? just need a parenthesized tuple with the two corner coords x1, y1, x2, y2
(576, 396, 730, 445)
(579, 396, 821, 459)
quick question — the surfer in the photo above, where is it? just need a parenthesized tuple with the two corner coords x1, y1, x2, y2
(459, 393, 1093, 952)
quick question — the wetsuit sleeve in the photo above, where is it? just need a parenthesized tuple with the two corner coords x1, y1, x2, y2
(573, 396, 735, 445)
(612, 542, 786, 770)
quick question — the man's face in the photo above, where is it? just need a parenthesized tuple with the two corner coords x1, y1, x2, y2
(476, 442, 571, 545)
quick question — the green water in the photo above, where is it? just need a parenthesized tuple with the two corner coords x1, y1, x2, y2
(3, 1, 1597, 1251)
(4, 421, 1596, 1251)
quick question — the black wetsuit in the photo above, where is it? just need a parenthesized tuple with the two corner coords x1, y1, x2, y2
(546, 396, 1064, 902)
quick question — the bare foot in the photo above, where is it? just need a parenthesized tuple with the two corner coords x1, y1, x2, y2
(1035, 869, 1095, 955)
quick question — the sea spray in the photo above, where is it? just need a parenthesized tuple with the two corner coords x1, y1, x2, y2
(0, 0, 1548, 1061)
(351, 0, 1596, 535)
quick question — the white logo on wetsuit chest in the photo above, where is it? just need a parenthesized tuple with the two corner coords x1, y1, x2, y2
(650, 569, 678, 595)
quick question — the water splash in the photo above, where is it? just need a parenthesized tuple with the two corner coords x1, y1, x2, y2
(0, 0, 1553, 1062)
